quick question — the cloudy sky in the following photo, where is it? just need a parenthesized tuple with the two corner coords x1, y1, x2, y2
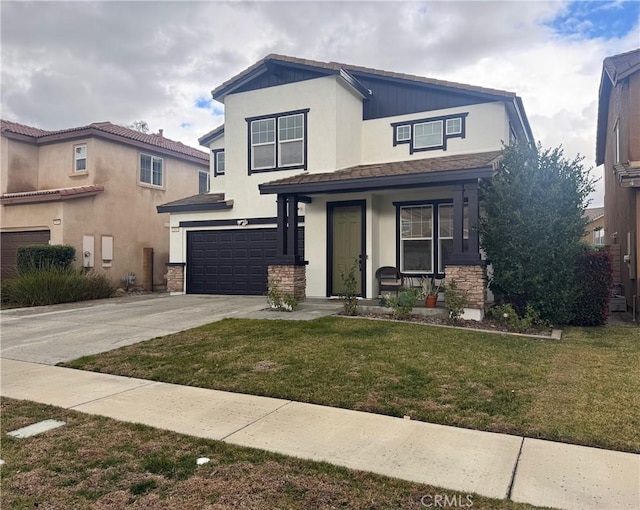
(2, 1, 638, 206)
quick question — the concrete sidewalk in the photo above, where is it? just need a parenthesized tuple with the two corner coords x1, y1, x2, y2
(2, 358, 638, 510)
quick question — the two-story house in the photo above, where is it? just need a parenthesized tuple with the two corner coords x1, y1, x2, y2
(596, 48, 640, 314)
(160, 55, 533, 319)
(1, 120, 210, 289)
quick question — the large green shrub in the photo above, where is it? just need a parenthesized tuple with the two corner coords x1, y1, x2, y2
(16, 244, 76, 272)
(478, 143, 596, 324)
(3, 267, 114, 306)
(571, 248, 613, 326)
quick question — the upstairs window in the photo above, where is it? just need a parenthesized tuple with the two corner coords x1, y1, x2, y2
(246, 109, 309, 174)
(140, 153, 163, 187)
(392, 113, 468, 154)
(593, 228, 605, 247)
(199, 171, 210, 194)
(74, 144, 87, 172)
(214, 150, 225, 176)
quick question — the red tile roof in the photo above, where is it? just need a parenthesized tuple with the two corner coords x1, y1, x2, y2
(1, 185, 105, 205)
(1, 120, 209, 162)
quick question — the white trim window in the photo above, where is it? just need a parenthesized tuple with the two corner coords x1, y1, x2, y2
(396, 124, 411, 142)
(215, 150, 225, 175)
(251, 118, 276, 170)
(199, 171, 210, 194)
(593, 228, 605, 247)
(278, 113, 304, 167)
(446, 118, 462, 135)
(414, 121, 443, 149)
(400, 205, 433, 273)
(438, 204, 469, 273)
(74, 144, 87, 172)
(614, 120, 620, 164)
(140, 153, 163, 187)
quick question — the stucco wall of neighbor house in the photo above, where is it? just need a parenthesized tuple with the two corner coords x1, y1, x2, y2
(361, 101, 509, 165)
(604, 71, 640, 309)
(214, 75, 363, 219)
(1, 137, 40, 194)
(1, 136, 206, 289)
(1, 201, 64, 244)
(582, 215, 606, 245)
(304, 187, 456, 299)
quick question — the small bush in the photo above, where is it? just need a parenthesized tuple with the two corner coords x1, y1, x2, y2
(571, 248, 613, 326)
(385, 287, 421, 320)
(339, 259, 359, 316)
(488, 303, 548, 333)
(267, 278, 298, 312)
(444, 280, 467, 321)
(16, 244, 76, 272)
(4, 267, 114, 306)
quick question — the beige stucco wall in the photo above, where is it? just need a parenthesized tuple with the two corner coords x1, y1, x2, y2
(581, 215, 605, 245)
(1, 135, 207, 289)
(1, 137, 40, 193)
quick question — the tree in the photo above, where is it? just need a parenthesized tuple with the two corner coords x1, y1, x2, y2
(478, 142, 596, 324)
(129, 120, 149, 133)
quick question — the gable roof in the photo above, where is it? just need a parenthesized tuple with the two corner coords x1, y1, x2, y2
(208, 54, 533, 143)
(596, 48, 640, 165)
(212, 54, 518, 102)
(1, 120, 209, 165)
(260, 150, 502, 195)
(198, 124, 224, 147)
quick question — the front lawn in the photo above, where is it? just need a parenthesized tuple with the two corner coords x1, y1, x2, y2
(62, 317, 640, 453)
(1, 399, 544, 509)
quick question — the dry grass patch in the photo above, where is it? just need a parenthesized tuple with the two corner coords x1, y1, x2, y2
(62, 316, 640, 452)
(1, 398, 544, 510)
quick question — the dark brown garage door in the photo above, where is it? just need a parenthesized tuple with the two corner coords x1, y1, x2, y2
(186, 228, 304, 295)
(1, 230, 51, 280)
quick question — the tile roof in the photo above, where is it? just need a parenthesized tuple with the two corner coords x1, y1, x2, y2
(1, 185, 105, 205)
(156, 192, 233, 213)
(262, 151, 503, 188)
(1, 120, 209, 162)
(212, 54, 518, 101)
(583, 207, 605, 222)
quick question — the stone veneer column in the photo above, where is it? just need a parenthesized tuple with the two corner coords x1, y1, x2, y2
(165, 263, 185, 293)
(444, 264, 487, 319)
(268, 265, 306, 301)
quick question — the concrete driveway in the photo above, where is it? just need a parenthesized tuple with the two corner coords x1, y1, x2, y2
(0, 294, 267, 365)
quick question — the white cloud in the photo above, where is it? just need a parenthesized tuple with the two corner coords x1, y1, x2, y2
(1, 1, 638, 206)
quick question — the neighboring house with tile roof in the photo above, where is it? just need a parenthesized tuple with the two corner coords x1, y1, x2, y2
(160, 54, 533, 319)
(1, 120, 209, 287)
(581, 206, 605, 246)
(596, 48, 640, 312)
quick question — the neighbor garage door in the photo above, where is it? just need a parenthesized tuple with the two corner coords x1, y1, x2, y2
(1, 230, 51, 280)
(186, 228, 304, 295)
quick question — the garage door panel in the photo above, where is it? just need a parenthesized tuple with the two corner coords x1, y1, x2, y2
(1, 230, 51, 280)
(186, 227, 304, 295)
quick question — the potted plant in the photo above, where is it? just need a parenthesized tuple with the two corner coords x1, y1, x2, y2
(420, 276, 442, 308)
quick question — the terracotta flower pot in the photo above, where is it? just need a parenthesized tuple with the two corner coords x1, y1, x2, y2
(425, 295, 438, 308)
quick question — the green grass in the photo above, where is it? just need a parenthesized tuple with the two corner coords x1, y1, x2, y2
(1, 398, 546, 509)
(62, 317, 640, 453)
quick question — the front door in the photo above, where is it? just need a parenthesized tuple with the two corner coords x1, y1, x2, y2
(328, 201, 365, 296)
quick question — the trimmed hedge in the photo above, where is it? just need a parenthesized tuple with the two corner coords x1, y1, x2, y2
(16, 244, 76, 272)
(571, 248, 613, 326)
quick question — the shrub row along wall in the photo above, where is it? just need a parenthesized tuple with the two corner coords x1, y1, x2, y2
(17, 244, 76, 272)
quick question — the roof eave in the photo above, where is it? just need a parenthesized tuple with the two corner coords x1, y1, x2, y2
(259, 166, 495, 196)
(595, 68, 613, 166)
(1, 188, 104, 205)
(156, 199, 234, 214)
(198, 127, 224, 147)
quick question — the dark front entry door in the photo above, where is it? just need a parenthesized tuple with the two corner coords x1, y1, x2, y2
(328, 201, 365, 296)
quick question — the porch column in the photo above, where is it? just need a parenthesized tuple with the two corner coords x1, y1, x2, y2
(452, 184, 464, 257)
(465, 182, 480, 258)
(270, 193, 306, 302)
